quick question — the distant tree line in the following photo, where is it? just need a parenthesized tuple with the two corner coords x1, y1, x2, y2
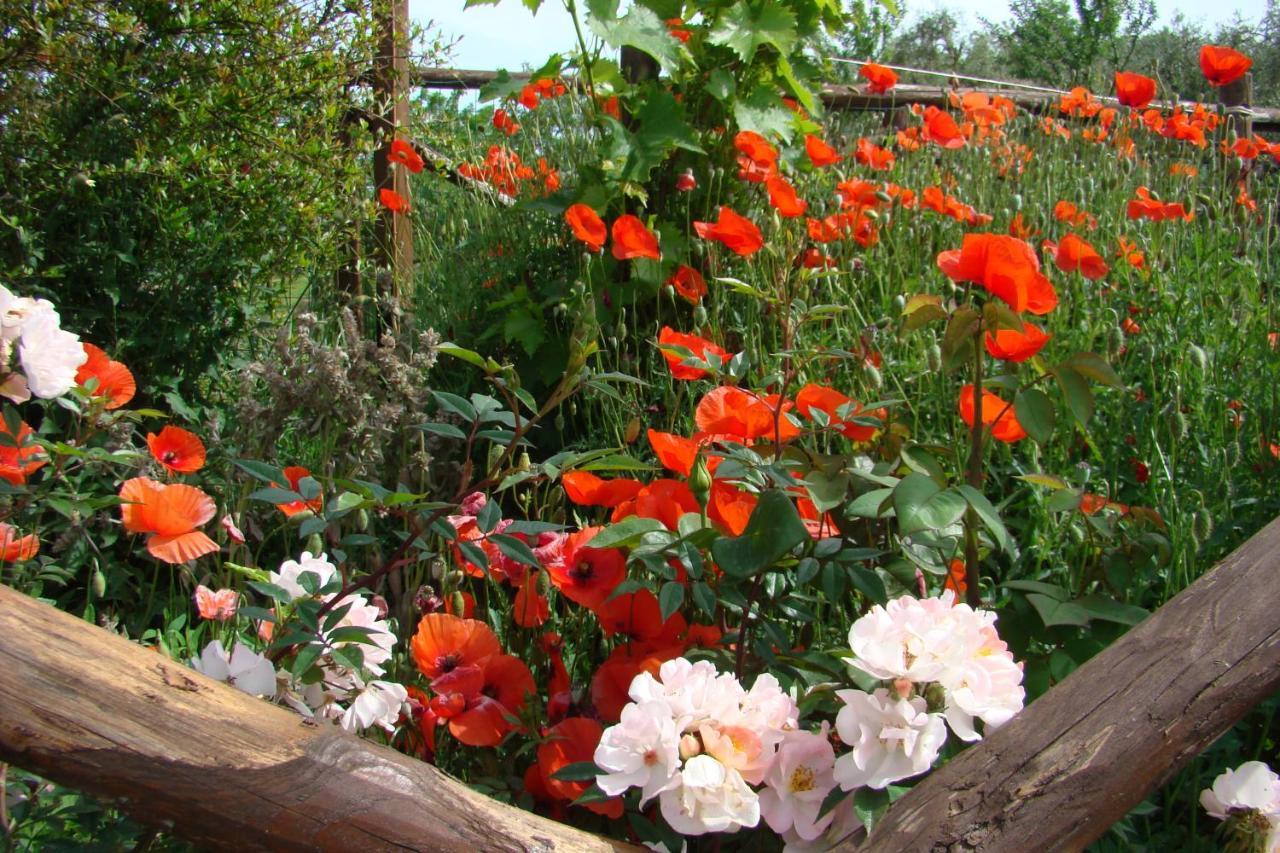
(836, 0, 1279, 106)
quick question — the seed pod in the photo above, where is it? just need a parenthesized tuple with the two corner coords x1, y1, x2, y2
(926, 343, 942, 372)
(692, 305, 708, 326)
(517, 451, 532, 471)
(450, 591, 467, 616)
(863, 363, 883, 390)
(1192, 508, 1214, 542)
(623, 417, 641, 445)
(92, 569, 107, 599)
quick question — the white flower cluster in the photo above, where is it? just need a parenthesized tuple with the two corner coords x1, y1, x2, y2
(0, 286, 86, 402)
(192, 551, 404, 735)
(1201, 761, 1280, 852)
(834, 591, 1025, 791)
(594, 658, 801, 836)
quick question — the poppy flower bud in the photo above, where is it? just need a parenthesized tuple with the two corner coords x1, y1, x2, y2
(863, 363, 883, 390)
(1105, 325, 1124, 355)
(689, 454, 712, 508)
(356, 508, 370, 532)
(1193, 508, 1214, 542)
(1012, 193, 1023, 211)
(92, 569, 107, 599)
(555, 413, 565, 431)
(305, 533, 324, 555)
(926, 343, 942, 371)
(693, 305, 708, 326)
(287, 509, 315, 525)
(874, 190, 893, 204)
(536, 568, 552, 597)
(487, 442, 504, 473)
(1225, 442, 1240, 466)
(676, 169, 697, 191)
(450, 591, 467, 616)
(624, 417, 641, 445)
(517, 451, 532, 471)
(892, 294, 906, 312)
(1167, 410, 1189, 439)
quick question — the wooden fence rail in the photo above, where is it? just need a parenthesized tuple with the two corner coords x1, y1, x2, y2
(2, 516, 1279, 850)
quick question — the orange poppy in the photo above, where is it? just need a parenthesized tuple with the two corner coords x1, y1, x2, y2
(591, 645, 671, 722)
(647, 429, 699, 477)
(1200, 45, 1252, 87)
(836, 178, 881, 209)
(596, 588, 665, 641)
(441, 653, 535, 747)
(984, 322, 1051, 362)
(922, 106, 965, 149)
(794, 383, 883, 441)
(147, 425, 206, 474)
(694, 206, 763, 256)
(616, 478, 700, 531)
(561, 471, 645, 508)
(275, 466, 323, 517)
(1126, 187, 1193, 222)
(538, 717, 624, 818)
(0, 419, 47, 486)
(75, 343, 136, 409)
(1046, 233, 1109, 280)
(564, 204, 606, 252)
(1114, 72, 1156, 109)
(765, 176, 807, 217)
(804, 134, 842, 167)
(0, 522, 38, 563)
(667, 265, 707, 304)
(958, 385, 1026, 443)
(410, 612, 501, 682)
(695, 386, 800, 444)
(492, 107, 520, 135)
(1008, 212, 1038, 240)
(854, 137, 895, 170)
(119, 477, 219, 564)
(707, 479, 758, 536)
(545, 528, 627, 611)
(657, 326, 730, 381)
(733, 130, 779, 177)
(388, 139, 425, 174)
(611, 215, 661, 261)
(378, 188, 410, 214)
(1053, 200, 1096, 230)
(513, 576, 549, 628)
(860, 62, 898, 93)
(944, 558, 967, 598)
(936, 233, 1058, 316)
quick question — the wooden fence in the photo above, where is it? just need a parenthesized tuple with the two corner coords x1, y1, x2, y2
(2, 516, 1278, 850)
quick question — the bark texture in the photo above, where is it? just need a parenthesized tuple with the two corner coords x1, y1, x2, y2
(0, 583, 637, 852)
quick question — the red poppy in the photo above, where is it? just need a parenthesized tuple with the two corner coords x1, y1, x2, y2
(513, 576, 549, 628)
(958, 385, 1026, 443)
(667, 265, 707, 304)
(492, 107, 520, 135)
(75, 343, 136, 409)
(617, 479, 700, 531)
(518, 84, 540, 110)
(388, 139, 425, 174)
(611, 215, 661, 261)
(596, 588, 665, 641)
(854, 137, 895, 170)
(564, 204, 606, 252)
(1114, 72, 1157, 109)
(1053, 200, 1095, 230)
(1045, 233, 1109, 280)
(274, 466, 323, 517)
(591, 645, 671, 721)
(695, 386, 800, 444)
(378, 188, 410, 214)
(944, 558, 967, 598)
(561, 471, 644, 508)
(694, 206, 763, 256)
(665, 17, 692, 43)
(804, 134, 842, 167)
(147, 425, 207, 474)
(922, 106, 965, 149)
(0, 419, 47, 485)
(648, 429, 699, 477)
(0, 522, 38, 563)
(657, 326, 730, 381)
(733, 131, 779, 177)
(537, 717, 624, 818)
(794, 383, 883, 441)
(1200, 45, 1252, 87)
(1122, 316, 1142, 335)
(1126, 186, 1193, 222)
(835, 178, 880, 209)
(411, 612, 501, 681)
(860, 62, 898, 93)
(676, 169, 697, 192)
(119, 477, 219, 563)
(545, 528, 627, 610)
(442, 653, 535, 747)
(1008, 212, 1038, 240)
(765, 176, 807, 217)
(937, 233, 1059, 315)
(984, 322, 1051, 362)
(707, 479, 758, 536)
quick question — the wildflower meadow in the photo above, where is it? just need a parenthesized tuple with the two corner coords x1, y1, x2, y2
(1, 0, 1278, 850)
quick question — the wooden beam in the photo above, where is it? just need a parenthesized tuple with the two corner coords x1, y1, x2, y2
(842, 515, 1280, 853)
(0, 583, 639, 852)
(372, 0, 413, 325)
(406, 67, 1280, 131)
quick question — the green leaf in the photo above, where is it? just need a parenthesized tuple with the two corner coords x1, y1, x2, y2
(691, 581, 716, 616)
(709, 2, 797, 63)
(549, 760, 601, 782)
(1014, 388, 1056, 445)
(848, 566, 888, 605)
(1005, 579, 1069, 598)
(854, 786, 891, 834)
(659, 581, 684, 621)
(623, 88, 704, 182)
(893, 474, 966, 534)
(804, 469, 849, 514)
(437, 342, 489, 370)
(1073, 594, 1149, 626)
(588, 3, 681, 73)
(1055, 366, 1095, 427)
(586, 516, 667, 549)
(710, 490, 809, 578)
(490, 533, 541, 567)
(1064, 351, 1123, 388)
(732, 85, 794, 139)
(1018, 472, 1072, 490)
(233, 458, 288, 485)
(432, 390, 477, 421)
(848, 487, 894, 518)
(1026, 592, 1093, 628)
(706, 68, 736, 101)
(955, 484, 1011, 552)
(248, 486, 305, 505)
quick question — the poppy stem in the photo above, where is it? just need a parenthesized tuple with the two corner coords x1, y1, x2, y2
(964, 319, 985, 607)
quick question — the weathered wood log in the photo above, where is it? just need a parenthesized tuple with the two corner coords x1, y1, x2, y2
(0, 584, 639, 852)
(844, 514, 1280, 853)
(406, 67, 1280, 131)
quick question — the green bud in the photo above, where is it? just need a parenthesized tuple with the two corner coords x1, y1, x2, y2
(305, 533, 324, 555)
(892, 294, 906, 312)
(1167, 410, 1189, 440)
(1188, 344, 1208, 371)
(356, 508, 370, 532)
(537, 568, 552, 597)
(863, 364, 883, 390)
(91, 569, 106, 599)
(923, 682, 947, 713)
(1192, 508, 1214, 542)
(689, 454, 712, 508)
(926, 343, 942, 372)
(693, 305, 708, 326)
(450, 591, 467, 616)
(517, 451, 532, 472)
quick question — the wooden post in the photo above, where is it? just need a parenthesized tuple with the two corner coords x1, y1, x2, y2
(337, 108, 363, 325)
(372, 0, 413, 326)
(0, 583, 639, 852)
(1221, 72, 1254, 139)
(844, 514, 1280, 852)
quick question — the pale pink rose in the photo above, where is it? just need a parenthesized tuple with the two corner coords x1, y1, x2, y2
(846, 595, 952, 684)
(759, 724, 839, 842)
(18, 308, 86, 399)
(659, 754, 760, 835)
(340, 680, 407, 733)
(1201, 761, 1280, 820)
(594, 699, 682, 804)
(191, 640, 276, 697)
(324, 592, 395, 675)
(833, 688, 946, 790)
(270, 550, 337, 601)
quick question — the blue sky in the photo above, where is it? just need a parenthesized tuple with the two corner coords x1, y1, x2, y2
(412, 0, 1270, 72)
